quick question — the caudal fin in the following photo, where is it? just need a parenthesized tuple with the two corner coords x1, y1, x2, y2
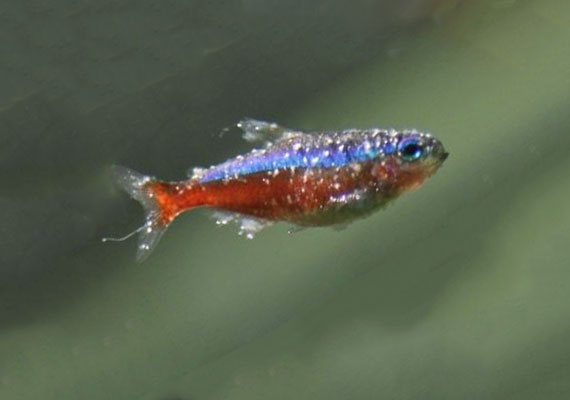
(104, 165, 170, 262)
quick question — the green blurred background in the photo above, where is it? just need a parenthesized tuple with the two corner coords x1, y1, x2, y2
(1, 0, 570, 399)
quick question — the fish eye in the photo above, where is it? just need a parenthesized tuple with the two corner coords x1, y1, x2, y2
(398, 138, 424, 162)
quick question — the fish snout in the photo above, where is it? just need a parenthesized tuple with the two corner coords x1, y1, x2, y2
(428, 139, 448, 163)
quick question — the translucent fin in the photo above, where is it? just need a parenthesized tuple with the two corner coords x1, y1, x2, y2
(210, 210, 237, 226)
(210, 210, 271, 238)
(237, 119, 302, 143)
(238, 217, 271, 239)
(187, 166, 207, 179)
(104, 166, 168, 262)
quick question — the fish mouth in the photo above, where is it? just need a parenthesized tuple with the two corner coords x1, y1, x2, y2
(439, 152, 449, 161)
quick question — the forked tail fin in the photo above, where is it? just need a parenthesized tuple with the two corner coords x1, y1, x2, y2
(104, 165, 170, 262)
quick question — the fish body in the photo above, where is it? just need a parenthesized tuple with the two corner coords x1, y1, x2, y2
(109, 119, 448, 261)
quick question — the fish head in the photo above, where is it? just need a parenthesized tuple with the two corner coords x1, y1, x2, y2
(396, 131, 448, 172)
(376, 131, 448, 194)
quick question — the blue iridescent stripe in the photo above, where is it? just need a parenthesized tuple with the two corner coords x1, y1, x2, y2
(198, 133, 388, 183)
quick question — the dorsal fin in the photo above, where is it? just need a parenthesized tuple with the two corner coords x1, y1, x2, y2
(237, 119, 303, 143)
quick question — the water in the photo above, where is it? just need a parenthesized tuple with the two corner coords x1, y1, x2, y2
(2, 0, 570, 399)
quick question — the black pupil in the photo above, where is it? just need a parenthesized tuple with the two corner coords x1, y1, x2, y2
(403, 143, 421, 157)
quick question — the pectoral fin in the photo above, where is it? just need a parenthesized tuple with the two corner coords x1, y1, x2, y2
(210, 210, 272, 239)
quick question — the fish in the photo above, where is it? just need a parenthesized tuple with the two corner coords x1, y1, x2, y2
(104, 119, 448, 261)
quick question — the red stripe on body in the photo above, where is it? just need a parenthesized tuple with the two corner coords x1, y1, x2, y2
(146, 158, 430, 224)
